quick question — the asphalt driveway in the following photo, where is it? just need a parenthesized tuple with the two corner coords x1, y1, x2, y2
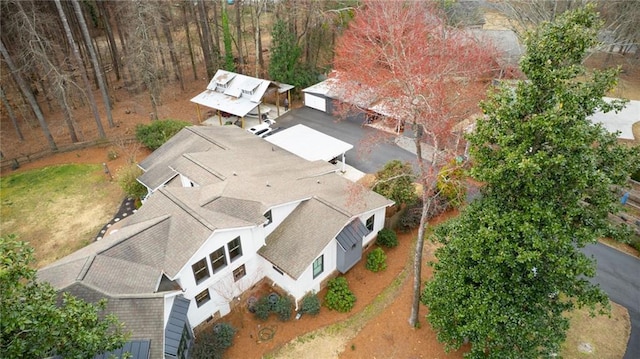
(583, 243, 640, 359)
(276, 106, 416, 174)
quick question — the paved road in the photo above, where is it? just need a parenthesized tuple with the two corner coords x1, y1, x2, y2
(277, 107, 416, 174)
(583, 243, 640, 359)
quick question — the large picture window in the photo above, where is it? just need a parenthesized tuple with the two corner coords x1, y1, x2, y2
(191, 258, 210, 284)
(227, 237, 243, 262)
(366, 215, 375, 232)
(209, 247, 227, 273)
(313, 255, 324, 279)
(195, 289, 210, 307)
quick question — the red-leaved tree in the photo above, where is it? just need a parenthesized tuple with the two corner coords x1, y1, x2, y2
(333, 0, 499, 327)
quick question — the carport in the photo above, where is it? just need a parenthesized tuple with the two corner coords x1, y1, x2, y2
(264, 124, 353, 172)
(191, 69, 293, 127)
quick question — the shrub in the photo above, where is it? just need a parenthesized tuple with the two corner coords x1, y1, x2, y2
(372, 160, 417, 205)
(300, 292, 321, 316)
(398, 197, 449, 232)
(253, 296, 271, 321)
(135, 119, 191, 150)
(436, 159, 467, 209)
(116, 164, 147, 200)
(366, 247, 387, 272)
(191, 322, 236, 359)
(632, 168, 640, 182)
(376, 228, 398, 248)
(324, 277, 356, 312)
(273, 296, 293, 321)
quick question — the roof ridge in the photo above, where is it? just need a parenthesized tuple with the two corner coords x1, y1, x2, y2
(158, 188, 217, 232)
(181, 152, 227, 181)
(312, 196, 352, 218)
(187, 127, 229, 150)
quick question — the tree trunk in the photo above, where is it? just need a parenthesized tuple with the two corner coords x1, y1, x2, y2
(72, 0, 115, 128)
(211, 0, 221, 57)
(234, 0, 244, 69)
(182, 3, 198, 81)
(0, 86, 24, 141)
(55, 0, 106, 139)
(97, 0, 121, 81)
(0, 39, 57, 151)
(55, 85, 80, 143)
(197, 0, 215, 79)
(161, 8, 184, 91)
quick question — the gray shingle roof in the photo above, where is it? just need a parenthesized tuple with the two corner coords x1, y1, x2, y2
(259, 198, 351, 279)
(64, 283, 165, 359)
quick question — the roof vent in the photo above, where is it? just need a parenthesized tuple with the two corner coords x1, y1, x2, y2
(233, 171, 237, 176)
(266, 182, 271, 187)
(317, 180, 321, 184)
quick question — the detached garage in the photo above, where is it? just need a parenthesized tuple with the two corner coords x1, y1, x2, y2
(302, 80, 337, 114)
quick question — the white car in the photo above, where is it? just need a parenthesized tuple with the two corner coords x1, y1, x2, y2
(247, 123, 270, 135)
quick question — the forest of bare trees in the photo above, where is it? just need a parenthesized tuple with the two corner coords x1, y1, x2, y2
(0, 0, 637, 159)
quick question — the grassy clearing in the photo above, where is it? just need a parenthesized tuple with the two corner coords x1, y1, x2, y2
(0, 164, 123, 268)
(562, 302, 630, 358)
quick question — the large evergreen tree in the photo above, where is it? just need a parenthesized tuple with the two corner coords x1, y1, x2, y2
(422, 6, 640, 358)
(0, 235, 129, 358)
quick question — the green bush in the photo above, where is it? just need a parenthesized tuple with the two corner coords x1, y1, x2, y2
(366, 247, 387, 272)
(253, 296, 271, 321)
(632, 168, 640, 182)
(116, 164, 147, 200)
(191, 322, 236, 359)
(274, 296, 293, 321)
(135, 119, 191, 150)
(324, 277, 356, 313)
(376, 228, 398, 248)
(436, 159, 467, 209)
(300, 292, 321, 316)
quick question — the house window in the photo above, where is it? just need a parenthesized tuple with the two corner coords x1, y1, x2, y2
(264, 210, 273, 226)
(313, 255, 324, 279)
(195, 289, 210, 307)
(192, 258, 210, 284)
(177, 325, 191, 359)
(366, 215, 375, 232)
(210, 247, 227, 273)
(227, 237, 242, 262)
(233, 264, 246, 282)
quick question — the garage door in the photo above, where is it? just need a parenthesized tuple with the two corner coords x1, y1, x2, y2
(304, 93, 327, 113)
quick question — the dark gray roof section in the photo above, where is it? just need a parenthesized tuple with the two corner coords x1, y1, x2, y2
(165, 296, 191, 357)
(94, 340, 150, 359)
(336, 218, 368, 251)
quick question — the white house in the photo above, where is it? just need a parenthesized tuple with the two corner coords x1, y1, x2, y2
(38, 125, 393, 359)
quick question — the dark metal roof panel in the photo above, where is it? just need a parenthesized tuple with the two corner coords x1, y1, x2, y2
(165, 296, 191, 356)
(94, 340, 150, 359)
(336, 219, 367, 251)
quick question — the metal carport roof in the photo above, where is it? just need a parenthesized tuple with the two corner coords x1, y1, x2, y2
(264, 124, 353, 164)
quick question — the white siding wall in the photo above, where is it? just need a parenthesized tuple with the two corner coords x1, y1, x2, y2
(358, 207, 387, 246)
(262, 239, 337, 304)
(263, 201, 302, 237)
(175, 227, 265, 327)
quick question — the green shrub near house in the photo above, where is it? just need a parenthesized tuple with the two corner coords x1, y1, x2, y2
(376, 228, 398, 248)
(191, 322, 236, 359)
(135, 119, 191, 150)
(300, 292, 321, 316)
(366, 247, 387, 272)
(324, 277, 356, 312)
